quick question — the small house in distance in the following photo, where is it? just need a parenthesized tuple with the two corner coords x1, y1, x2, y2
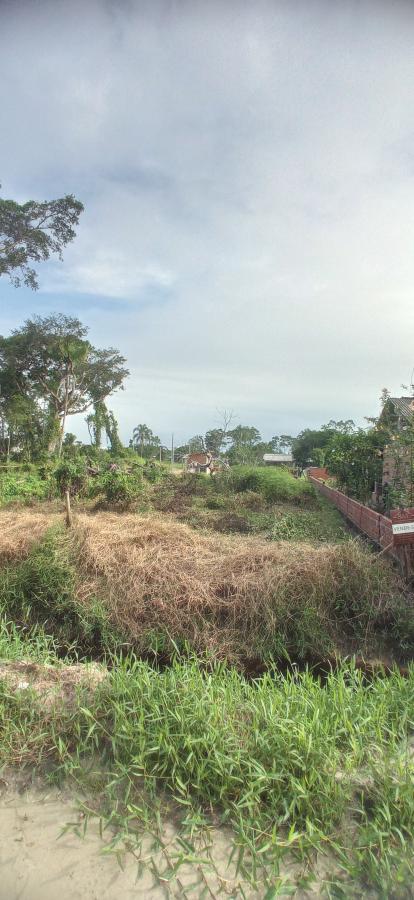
(263, 453, 294, 467)
(185, 451, 213, 473)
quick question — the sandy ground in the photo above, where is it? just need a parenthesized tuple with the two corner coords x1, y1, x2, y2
(0, 778, 165, 900)
(0, 775, 285, 899)
(0, 768, 342, 899)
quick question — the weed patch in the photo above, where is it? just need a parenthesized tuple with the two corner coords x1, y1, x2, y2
(1, 655, 414, 895)
(0, 527, 122, 657)
(229, 465, 315, 504)
(0, 471, 51, 506)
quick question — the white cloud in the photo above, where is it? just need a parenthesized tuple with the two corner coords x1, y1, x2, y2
(43, 250, 174, 299)
(1, 0, 414, 440)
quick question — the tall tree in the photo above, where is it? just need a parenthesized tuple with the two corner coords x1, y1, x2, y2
(271, 434, 294, 454)
(0, 186, 83, 289)
(188, 434, 205, 453)
(0, 313, 128, 455)
(132, 424, 160, 458)
(292, 427, 337, 468)
(205, 428, 225, 455)
(133, 424, 152, 457)
(227, 425, 262, 465)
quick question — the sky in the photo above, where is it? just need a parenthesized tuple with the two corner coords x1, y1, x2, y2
(1, 0, 414, 447)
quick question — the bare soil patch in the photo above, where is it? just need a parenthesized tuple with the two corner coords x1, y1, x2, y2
(0, 660, 107, 708)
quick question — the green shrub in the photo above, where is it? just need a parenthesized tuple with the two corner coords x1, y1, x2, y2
(101, 470, 143, 505)
(230, 465, 315, 504)
(143, 461, 164, 483)
(206, 494, 227, 510)
(0, 471, 51, 505)
(54, 458, 88, 497)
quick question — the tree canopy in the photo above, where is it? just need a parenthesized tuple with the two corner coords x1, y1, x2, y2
(0, 187, 83, 289)
(132, 423, 161, 459)
(204, 428, 225, 455)
(0, 313, 128, 454)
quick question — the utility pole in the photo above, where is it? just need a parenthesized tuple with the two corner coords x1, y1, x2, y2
(171, 433, 174, 467)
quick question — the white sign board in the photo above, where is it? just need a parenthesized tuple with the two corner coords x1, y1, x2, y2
(392, 522, 414, 535)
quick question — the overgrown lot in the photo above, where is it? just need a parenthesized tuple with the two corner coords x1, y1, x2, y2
(1, 474, 414, 895)
(0, 463, 349, 543)
(0, 508, 412, 666)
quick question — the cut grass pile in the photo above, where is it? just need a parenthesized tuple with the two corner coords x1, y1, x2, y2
(0, 508, 58, 564)
(72, 512, 414, 662)
(1, 629, 414, 896)
(1, 509, 412, 664)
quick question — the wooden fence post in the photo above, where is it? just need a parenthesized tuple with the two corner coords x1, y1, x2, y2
(65, 490, 72, 528)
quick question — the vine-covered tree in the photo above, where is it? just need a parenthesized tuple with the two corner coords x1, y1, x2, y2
(86, 400, 123, 454)
(0, 313, 128, 455)
(0, 186, 83, 289)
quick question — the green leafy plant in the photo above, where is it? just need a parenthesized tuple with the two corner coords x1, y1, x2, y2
(0, 471, 51, 505)
(54, 458, 88, 497)
(101, 470, 142, 505)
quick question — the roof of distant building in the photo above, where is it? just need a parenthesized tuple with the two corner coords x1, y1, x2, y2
(263, 453, 294, 463)
(389, 397, 414, 419)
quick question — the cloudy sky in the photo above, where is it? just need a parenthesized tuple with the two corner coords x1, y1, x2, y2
(1, 0, 414, 446)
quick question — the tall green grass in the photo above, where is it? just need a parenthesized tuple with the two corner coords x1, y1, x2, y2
(1, 653, 414, 895)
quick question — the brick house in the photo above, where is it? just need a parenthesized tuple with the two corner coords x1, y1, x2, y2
(379, 397, 414, 507)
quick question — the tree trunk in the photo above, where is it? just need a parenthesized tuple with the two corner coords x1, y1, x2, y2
(57, 374, 70, 457)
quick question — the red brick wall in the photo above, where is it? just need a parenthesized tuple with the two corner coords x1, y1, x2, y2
(308, 476, 395, 558)
(307, 467, 329, 481)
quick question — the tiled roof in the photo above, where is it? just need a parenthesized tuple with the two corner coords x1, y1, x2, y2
(390, 397, 414, 419)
